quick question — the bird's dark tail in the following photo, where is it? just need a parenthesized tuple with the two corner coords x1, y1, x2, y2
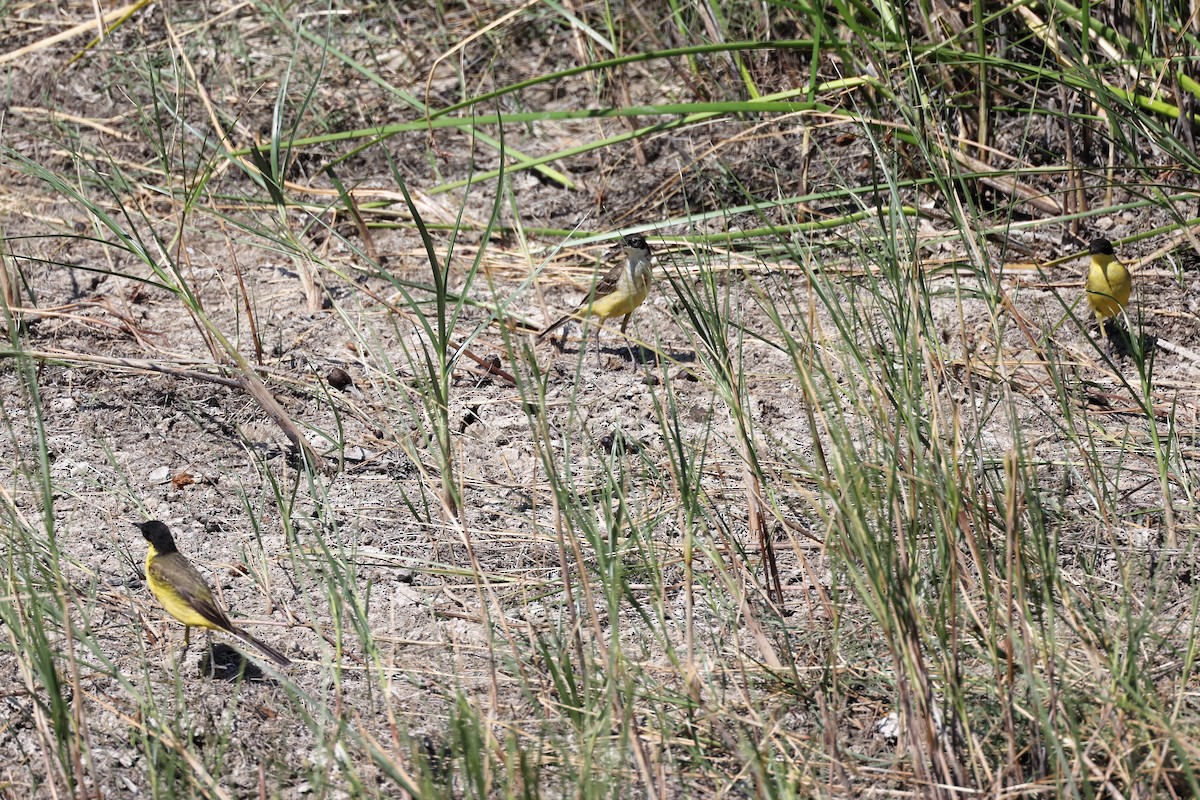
(537, 315, 571, 340)
(232, 627, 292, 667)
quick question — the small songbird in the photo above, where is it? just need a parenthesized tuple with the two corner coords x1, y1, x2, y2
(136, 520, 291, 667)
(1085, 237, 1131, 325)
(537, 235, 654, 345)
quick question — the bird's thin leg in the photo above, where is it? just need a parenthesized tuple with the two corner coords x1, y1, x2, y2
(593, 323, 602, 369)
(181, 626, 192, 660)
(1098, 316, 1121, 357)
(205, 631, 216, 678)
(619, 313, 634, 360)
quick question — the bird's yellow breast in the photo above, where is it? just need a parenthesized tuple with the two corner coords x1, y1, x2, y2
(1085, 257, 1131, 320)
(145, 548, 225, 631)
(588, 279, 651, 319)
(588, 257, 652, 319)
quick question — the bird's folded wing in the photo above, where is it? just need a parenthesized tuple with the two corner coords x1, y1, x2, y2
(149, 558, 233, 630)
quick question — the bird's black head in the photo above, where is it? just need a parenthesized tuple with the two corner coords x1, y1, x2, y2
(623, 235, 649, 252)
(1089, 238, 1115, 256)
(135, 520, 178, 554)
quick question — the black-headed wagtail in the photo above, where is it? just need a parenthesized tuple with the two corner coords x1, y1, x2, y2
(137, 520, 291, 667)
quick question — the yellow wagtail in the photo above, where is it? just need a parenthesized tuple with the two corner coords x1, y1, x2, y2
(136, 520, 291, 667)
(1084, 237, 1131, 327)
(537, 235, 654, 346)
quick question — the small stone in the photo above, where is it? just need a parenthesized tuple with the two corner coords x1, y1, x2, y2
(339, 446, 377, 462)
(327, 367, 353, 391)
(874, 713, 900, 744)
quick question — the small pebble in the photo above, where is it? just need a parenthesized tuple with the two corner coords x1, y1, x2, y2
(327, 367, 353, 391)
